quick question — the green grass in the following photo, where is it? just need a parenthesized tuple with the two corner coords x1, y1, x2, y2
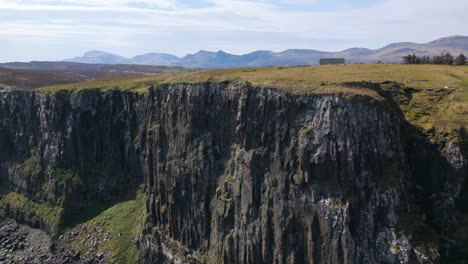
(67, 190, 147, 264)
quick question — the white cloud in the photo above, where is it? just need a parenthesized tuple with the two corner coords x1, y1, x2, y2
(0, 0, 467, 61)
(1, 0, 467, 39)
(3, 0, 178, 8)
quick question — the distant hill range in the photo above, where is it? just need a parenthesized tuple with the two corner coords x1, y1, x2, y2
(63, 36, 468, 68)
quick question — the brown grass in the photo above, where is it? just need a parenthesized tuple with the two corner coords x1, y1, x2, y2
(0, 67, 79, 90)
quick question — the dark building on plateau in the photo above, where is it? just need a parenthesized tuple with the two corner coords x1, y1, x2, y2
(319, 58, 345, 65)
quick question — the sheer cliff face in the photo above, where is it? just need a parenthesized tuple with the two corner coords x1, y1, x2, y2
(0, 83, 466, 264)
(141, 84, 407, 264)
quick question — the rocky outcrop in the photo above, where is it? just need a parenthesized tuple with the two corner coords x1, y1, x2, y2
(0, 83, 466, 263)
(0, 216, 53, 264)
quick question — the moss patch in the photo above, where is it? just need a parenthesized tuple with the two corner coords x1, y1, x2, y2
(10, 156, 43, 184)
(0, 192, 64, 236)
(226, 174, 235, 182)
(219, 193, 233, 203)
(293, 174, 303, 185)
(300, 127, 314, 134)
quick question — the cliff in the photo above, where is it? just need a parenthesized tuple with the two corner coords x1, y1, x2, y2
(0, 80, 466, 263)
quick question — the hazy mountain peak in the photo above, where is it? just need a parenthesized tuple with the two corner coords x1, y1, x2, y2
(65, 50, 131, 64)
(193, 50, 214, 55)
(83, 50, 117, 57)
(430, 35, 468, 42)
(132, 52, 179, 58)
(341, 47, 372, 52)
(428, 35, 468, 47)
(131, 53, 180, 66)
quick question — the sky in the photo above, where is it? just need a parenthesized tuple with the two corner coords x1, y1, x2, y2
(0, 0, 467, 62)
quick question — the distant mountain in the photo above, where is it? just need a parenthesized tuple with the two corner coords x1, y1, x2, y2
(131, 53, 180, 66)
(64, 51, 132, 64)
(63, 36, 468, 68)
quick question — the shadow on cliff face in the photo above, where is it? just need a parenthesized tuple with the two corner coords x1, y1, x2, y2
(336, 81, 467, 262)
(0, 166, 9, 195)
(61, 185, 138, 231)
(369, 83, 468, 263)
(56, 162, 140, 231)
(457, 128, 468, 212)
(357, 80, 465, 200)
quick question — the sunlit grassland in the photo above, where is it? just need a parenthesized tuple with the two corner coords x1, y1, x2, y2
(38, 63, 468, 133)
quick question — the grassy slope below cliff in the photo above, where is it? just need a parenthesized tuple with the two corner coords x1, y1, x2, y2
(62, 190, 147, 264)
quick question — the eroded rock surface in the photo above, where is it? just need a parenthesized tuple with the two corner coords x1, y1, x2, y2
(0, 216, 52, 264)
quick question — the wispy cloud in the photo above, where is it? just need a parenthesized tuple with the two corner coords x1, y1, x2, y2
(0, 0, 467, 62)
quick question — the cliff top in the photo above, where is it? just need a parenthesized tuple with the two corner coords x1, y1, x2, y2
(39, 63, 468, 134)
(38, 63, 468, 92)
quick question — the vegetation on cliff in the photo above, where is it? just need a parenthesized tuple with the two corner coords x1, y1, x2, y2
(0, 192, 64, 235)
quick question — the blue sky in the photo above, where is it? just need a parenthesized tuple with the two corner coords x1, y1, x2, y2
(1, 0, 467, 62)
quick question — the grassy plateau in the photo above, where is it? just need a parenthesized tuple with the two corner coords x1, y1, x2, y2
(39, 63, 468, 136)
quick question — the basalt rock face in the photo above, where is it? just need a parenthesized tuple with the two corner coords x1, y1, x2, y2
(0, 83, 466, 264)
(139, 84, 410, 264)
